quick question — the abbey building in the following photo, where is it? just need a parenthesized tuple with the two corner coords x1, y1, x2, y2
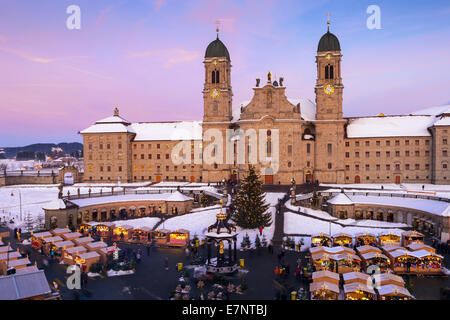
(80, 27, 450, 185)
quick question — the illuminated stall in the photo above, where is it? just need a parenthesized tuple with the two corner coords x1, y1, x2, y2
(52, 240, 75, 260)
(31, 231, 52, 250)
(378, 232, 401, 246)
(153, 229, 170, 245)
(410, 250, 443, 274)
(169, 229, 190, 247)
(74, 251, 101, 272)
(344, 282, 375, 300)
(332, 233, 353, 247)
(311, 233, 332, 247)
(42, 236, 63, 256)
(387, 249, 419, 273)
(381, 245, 403, 254)
(98, 245, 120, 265)
(113, 225, 133, 242)
(63, 246, 87, 265)
(78, 222, 97, 235)
(330, 253, 362, 274)
(361, 252, 391, 273)
(310, 281, 339, 300)
(401, 231, 424, 247)
(312, 252, 332, 271)
(93, 222, 115, 239)
(377, 285, 413, 300)
(84, 241, 108, 252)
(355, 233, 377, 246)
(132, 227, 152, 243)
(310, 246, 355, 256)
(373, 273, 405, 287)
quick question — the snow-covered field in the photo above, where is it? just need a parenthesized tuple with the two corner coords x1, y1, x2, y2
(0, 184, 124, 227)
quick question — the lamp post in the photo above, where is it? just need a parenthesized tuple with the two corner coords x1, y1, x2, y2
(10, 189, 22, 222)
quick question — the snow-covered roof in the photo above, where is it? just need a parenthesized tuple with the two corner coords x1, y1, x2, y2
(407, 243, 434, 251)
(43, 199, 66, 210)
(356, 245, 381, 254)
(373, 273, 404, 285)
(346, 195, 450, 217)
(433, 116, 450, 126)
(327, 193, 353, 205)
(80, 112, 135, 134)
(344, 282, 375, 295)
(377, 284, 412, 297)
(65, 246, 87, 255)
(69, 192, 193, 208)
(166, 191, 194, 202)
(78, 251, 100, 259)
(382, 245, 403, 252)
(0, 270, 51, 300)
(361, 252, 389, 261)
(312, 270, 339, 281)
(412, 103, 450, 116)
(346, 115, 436, 138)
(342, 272, 369, 282)
(131, 121, 202, 141)
(310, 281, 340, 294)
(96, 114, 131, 125)
(53, 240, 75, 248)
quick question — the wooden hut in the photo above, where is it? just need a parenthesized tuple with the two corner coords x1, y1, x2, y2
(332, 233, 353, 247)
(98, 246, 121, 265)
(169, 229, 190, 247)
(310, 281, 340, 300)
(373, 273, 405, 287)
(356, 245, 381, 255)
(63, 246, 87, 265)
(131, 227, 152, 243)
(50, 228, 71, 237)
(401, 231, 424, 247)
(74, 251, 100, 272)
(312, 270, 340, 285)
(406, 243, 436, 254)
(355, 233, 377, 246)
(344, 282, 376, 300)
(342, 271, 370, 285)
(84, 241, 108, 251)
(61, 232, 82, 241)
(311, 233, 332, 247)
(73, 236, 94, 246)
(1, 257, 31, 275)
(361, 252, 391, 273)
(330, 253, 362, 274)
(377, 284, 413, 300)
(386, 249, 419, 273)
(378, 232, 401, 246)
(153, 229, 170, 245)
(113, 225, 133, 242)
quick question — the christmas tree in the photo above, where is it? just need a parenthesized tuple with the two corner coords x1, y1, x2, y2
(23, 212, 35, 232)
(254, 235, 261, 248)
(232, 165, 271, 229)
(240, 233, 251, 249)
(200, 192, 210, 207)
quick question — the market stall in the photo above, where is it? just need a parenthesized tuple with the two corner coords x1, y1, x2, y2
(381, 245, 403, 254)
(310, 281, 340, 300)
(0, 246, 13, 254)
(401, 231, 424, 247)
(406, 243, 436, 254)
(131, 227, 152, 243)
(361, 252, 391, 273)
(50, 228, 71, 237)
(377, 284, 413, 300)
(78, 222, 97, 235)
(31, 231, 52, 250)
(310, 246, 355, 256)
(113, 225, 133, 242)
(332, 233, 353, 247)
(42, 236, 63, 256)
(373, 273, 405, 287)
(311, 252, 332, 271)
(61, 232, 82, 241)
(63, 246, 87, 265)
(92, 222, 115, 239)
(356, 245, 382, 255)
(330, 253, 362, 274)
(74, 251, 101, 272)
(15, 265, 39, 274)
(153, 229, 170, 245)
(311, 233, 332, 247)
(1, 257, 31, 275)
(98, 245, 121, 265)
(409, 250, 443, 274)
(169, 229, 190, 247)
(342, 271, 370, 285)
(386, 249, 419, 273)
(378, 232, 401, 246)
(312, 270, 340, 285)
(84, 241, 108, 252)
(344, 282, 376, 300)
(355, 233, 377, 246)
(0, 251, 21, 264)
(73, 236, 94, 246)
(52, 240, 75, 260)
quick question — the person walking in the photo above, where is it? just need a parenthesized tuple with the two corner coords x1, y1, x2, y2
(146, 244, 151, 256)
(164, 257, 169, 271)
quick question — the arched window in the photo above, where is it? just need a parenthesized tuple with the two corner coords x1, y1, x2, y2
(325, 65, 329, 79)
(216, 70, 220, 83)
(330, 65, 334, 79)
(212, 71, 216, 84)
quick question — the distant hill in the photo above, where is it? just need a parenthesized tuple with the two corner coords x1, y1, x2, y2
(0, 142, 83, 159)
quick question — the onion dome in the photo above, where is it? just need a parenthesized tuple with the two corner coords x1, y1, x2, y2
(318, 30, 341, 52)
(205, 36, 230, 60)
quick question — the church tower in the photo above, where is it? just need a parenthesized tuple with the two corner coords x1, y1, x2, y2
(201, 28, 233, 182)
(203, 29, 232, 122)
(313, 17, 346, 184)
(315, 19, 344, 120)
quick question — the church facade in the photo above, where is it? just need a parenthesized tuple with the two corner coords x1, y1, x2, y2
(80, 28, 450, 185)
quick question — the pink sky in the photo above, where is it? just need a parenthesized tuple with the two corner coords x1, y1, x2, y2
(0, 0, 449, 146)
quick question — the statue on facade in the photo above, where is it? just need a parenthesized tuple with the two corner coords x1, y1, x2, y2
(58, 183, 63, 199)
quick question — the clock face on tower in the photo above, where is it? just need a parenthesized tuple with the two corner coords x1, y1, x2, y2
(211, 88, 220, 99)
(324, 84, 334, 95)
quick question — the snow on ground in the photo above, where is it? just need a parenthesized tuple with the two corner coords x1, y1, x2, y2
(0, 185, 124, 228)
(286, 202, 410, 228)
(113, 217, 161, 230)
(160, 192, 285, 249)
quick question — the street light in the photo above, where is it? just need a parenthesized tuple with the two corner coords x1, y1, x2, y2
(10, 189, 22, 222)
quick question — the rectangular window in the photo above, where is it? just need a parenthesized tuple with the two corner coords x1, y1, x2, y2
(118, 143, 122, 149)
(386, 164, 390, 171)
(405, 140, 410, 146)
(425, 140, 430, 146)
(345, 152, 350, 158)
(443, 150, 448, 157)
(376, 151, 380, 157)
(99, 144, 103, 150)
(288, 145, 293, 156)
(157, 154, 161, 160)
(345, 165, 350, 170)
(141, 154, 144, 159)
(355, 164, 360, 171)
(355, 152, 360, 158)
(415, 164, 420, 170)
(376, 164, 380, 171)
(365, 152, 370, 158)
(415, 140, 419, 146)
(395, 140, 400, 146)
(405, 164, 410, 170)
(107, 144, 110, 149)
(386, 151, 390, 157)
(365, 141, 370, 147)
(376, 141, 380, 146)
(345, 142, 350, 147)
(386, 141, 391, 146)
(157, 144, 161, 149)
(166, 154, 170, 160)
(148, 154, 152, 159)
(327, 144, 332, 154)
(355, 141, 360, 147)
(415, 151, 420, 157)
(307, 144, 311, 154)
(118, 166, 122, 172)
(365, 164, 370, 171)
(395, 151, 400, 157)
(328, 163, 332, 169)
